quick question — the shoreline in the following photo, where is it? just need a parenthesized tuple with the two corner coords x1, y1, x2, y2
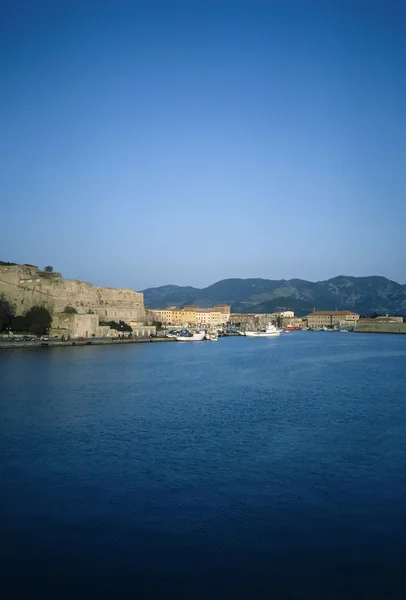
(0, 337, 177, 350)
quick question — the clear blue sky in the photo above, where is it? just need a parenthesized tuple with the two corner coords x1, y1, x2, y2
(1, 0, 405, 289)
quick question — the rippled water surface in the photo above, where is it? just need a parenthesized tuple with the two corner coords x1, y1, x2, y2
(1, 333, 406, 599)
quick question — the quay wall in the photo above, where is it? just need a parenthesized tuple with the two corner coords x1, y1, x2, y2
(0, 264, 145, 323)
(355, 320, 406, 334)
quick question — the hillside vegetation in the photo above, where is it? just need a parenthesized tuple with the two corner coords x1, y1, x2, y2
(141, 276, 406, 316)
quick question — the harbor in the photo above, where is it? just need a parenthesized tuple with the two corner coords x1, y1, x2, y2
(2, 265, 405, 350)
(3, 317, 406, 351)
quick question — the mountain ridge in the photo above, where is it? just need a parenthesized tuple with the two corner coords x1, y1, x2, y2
(141, 276, 406, 316)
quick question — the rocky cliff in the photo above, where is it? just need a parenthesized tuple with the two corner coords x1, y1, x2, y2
(0, 264, 145, 323)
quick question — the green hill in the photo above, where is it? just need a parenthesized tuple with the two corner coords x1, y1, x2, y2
(141, 276, 406, 316)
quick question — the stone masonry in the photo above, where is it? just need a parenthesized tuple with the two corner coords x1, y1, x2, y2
(0, 264, 145, 323)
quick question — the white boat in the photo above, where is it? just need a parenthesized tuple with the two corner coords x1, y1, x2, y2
(205, 332, 218, 341)
(176, 330, 206, 342)
(245, 324, 281, 338)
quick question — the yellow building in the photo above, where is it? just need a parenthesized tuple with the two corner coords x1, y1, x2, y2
(195, 308, 212, 326)
(147, 305, 231, 327)
(306, 310, 359, 329)
(213, 304, 231, 323)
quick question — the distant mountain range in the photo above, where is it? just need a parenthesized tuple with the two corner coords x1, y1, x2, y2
(141, 276, 406, 316)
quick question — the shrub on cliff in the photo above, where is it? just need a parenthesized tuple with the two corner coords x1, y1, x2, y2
(23, 306, 52, 336)
(0, 295, 15, 332)
(100, 320, 132, 332)
(44, 265, 53, 272)
(64, 306, 78, 314)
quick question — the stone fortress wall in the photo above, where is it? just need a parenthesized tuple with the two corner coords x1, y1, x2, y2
(0, 264, 145, 324)
(355, 319, 406, 334)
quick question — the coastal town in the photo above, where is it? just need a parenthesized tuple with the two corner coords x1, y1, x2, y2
(147, 305, 361, 332)
(1, 263, 405, 348)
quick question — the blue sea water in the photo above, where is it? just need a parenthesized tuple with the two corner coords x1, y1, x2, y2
(1, 333, 406, 599)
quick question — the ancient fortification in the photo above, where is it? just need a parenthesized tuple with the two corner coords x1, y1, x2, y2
(0, 264, 145, 324)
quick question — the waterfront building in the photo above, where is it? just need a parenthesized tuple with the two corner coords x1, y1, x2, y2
(229, 313, 282, 330)
(229, 312, 297, 326)
(129, 323, 157, 337)
(263, 311, 295, 322)
(50, 314, 156, 338)
(306, 310, 359, 329)
(147, 305, 231, 327)
(286, 316, 306, 328)
(371, 315, 403, 323)
(228, 313, 259, 324)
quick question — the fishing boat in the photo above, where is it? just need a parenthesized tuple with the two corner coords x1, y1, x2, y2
(245, 324, 281, 337)
(166, 330, 180, 338)
(176, 329, 206, 342)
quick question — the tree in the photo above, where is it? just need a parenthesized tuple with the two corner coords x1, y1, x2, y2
(118, 320, 132, 332)
(152, 320, 163, 331)
(23, 306, 52, 336)
(11, 315, 26, 332)
(64, 306, 78, 314)
(0, 295, 14, 332)
(102, 320, 132, 332)
(370, 312, 379, 319)
(44, 265, 53, 272)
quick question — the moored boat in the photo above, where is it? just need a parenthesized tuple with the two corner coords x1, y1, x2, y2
(166, 330, 180, 338)
(245, 324, 281, 337)
(205, 332, 218, 341)
(176, 329, 206, 341)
